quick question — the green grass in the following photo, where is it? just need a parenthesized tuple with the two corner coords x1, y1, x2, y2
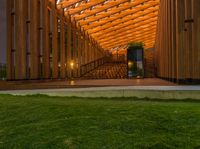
(0, 95, 200, 149)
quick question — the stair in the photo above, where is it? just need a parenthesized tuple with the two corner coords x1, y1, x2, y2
(81, 62, 127, 79)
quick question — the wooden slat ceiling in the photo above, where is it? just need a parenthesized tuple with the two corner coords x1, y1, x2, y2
(57, 0, 160, 51)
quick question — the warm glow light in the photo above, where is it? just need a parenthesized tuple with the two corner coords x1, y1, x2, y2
(128, 61, 133, 68)
(70, 62, 74, 69)
(58, 63, 61, 67)
(70, 80, 75, 85)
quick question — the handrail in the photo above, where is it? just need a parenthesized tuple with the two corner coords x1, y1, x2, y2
(81, 61, 128, 79)
(80, 57, 109, 76)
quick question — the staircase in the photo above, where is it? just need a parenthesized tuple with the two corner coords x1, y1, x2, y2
(81, 62, 127, 79)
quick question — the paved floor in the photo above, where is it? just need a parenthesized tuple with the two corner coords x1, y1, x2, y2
(0, 78, 175, 90)
(0, 79, 200, 99)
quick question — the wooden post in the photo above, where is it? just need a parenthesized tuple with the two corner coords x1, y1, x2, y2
(72, 30, 77, 77)
(192, 0, 200, 79)
(171, 0, 176, 81)
(77, 35, 82, 77)
(82, 37, 86, 65)
(42, 0, 50, 79)
(30, 0, 39, 79)
(67, 22, 72, 78)
(84, 38, 88, 65)
(6, 0, 13, 80)
(60, 10, 66, 79)
(15, 0, 27, 80)
(52, 5, 58, 79)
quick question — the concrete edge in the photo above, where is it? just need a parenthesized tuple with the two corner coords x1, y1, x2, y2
(0, 88, 200, 100)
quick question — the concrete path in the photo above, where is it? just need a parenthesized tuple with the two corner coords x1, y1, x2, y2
(1, 86, 200, 100)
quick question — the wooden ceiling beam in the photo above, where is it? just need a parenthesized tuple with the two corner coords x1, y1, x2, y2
(98, 25, 156, 45)
(58, 0, 83, 8)
(78, 0, 151, 26)
(105, 38, 155, 50)
(83, 2, 159, 30)
(100, 26, 156, 45)
(73, 0, 130, 21)
(102, 32, 155, 47)
(95, 20, 157, 41)
(56, 0, 160, 51)
(87, 9, 158, 34)
(67, 0, 107, 15)
(102, 31, 156, 48)
(103, 36, 156, 49)
(92, 15, 158, 39)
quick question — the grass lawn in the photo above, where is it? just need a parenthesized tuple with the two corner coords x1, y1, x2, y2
(0, 95, 200, 149)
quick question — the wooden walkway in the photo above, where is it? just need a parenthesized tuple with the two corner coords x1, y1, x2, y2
(0, 78, 175, 91)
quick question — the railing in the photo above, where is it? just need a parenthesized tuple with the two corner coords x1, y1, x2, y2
(0, 63, 6, 80)
(80, 57, 109, 76)
(81, 61, 128, 79)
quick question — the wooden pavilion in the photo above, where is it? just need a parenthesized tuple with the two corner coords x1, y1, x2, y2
(6, 0, 200, 83)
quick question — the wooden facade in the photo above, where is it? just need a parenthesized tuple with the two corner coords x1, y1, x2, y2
(6, 0, 105, 80)
(6, 0, 200, 83)
(155, 0, 200, 83)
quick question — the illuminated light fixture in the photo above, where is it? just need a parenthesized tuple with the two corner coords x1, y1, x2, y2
(128, 61, 133, 68)
(58, 63, 61, 67)
(70, 80, 75, 85)
(70, 61, 74, 69)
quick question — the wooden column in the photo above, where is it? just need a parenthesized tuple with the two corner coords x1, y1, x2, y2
(67, 23, 72, 78)
(6, 0, 13, 80)
(77, 35, 82, 77)
(15, 0, 27, 80)
(94, 45, 98, 61)
(72, 30, 77, 77)
(42, 0, 50, 79)
(84, 38, 89, 65)
(171, 0, 177, 81)
(184, 0, 192, 79)
(197, 0, 200, 80)
(176, 0, 186, 82)
(30, 0, 39, 79)
(82, 37, 86, 65)
(75, 32, 79, 77)
(52, 3, 58, 79)
(167, 0, 171, 80)
(88, 42, 92, 63)
(192, 0, 200, 80)
(60, 12, 66, 79)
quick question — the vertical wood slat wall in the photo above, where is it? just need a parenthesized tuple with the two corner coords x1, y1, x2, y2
(6, 0, 105, 80)
(15, 0, 26, 80)
(155, 0, 200, 84)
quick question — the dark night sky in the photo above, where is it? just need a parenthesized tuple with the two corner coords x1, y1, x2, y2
(0, 0, 6, 63)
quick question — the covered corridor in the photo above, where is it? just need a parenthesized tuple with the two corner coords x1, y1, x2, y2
(5, 0, 200, 84)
